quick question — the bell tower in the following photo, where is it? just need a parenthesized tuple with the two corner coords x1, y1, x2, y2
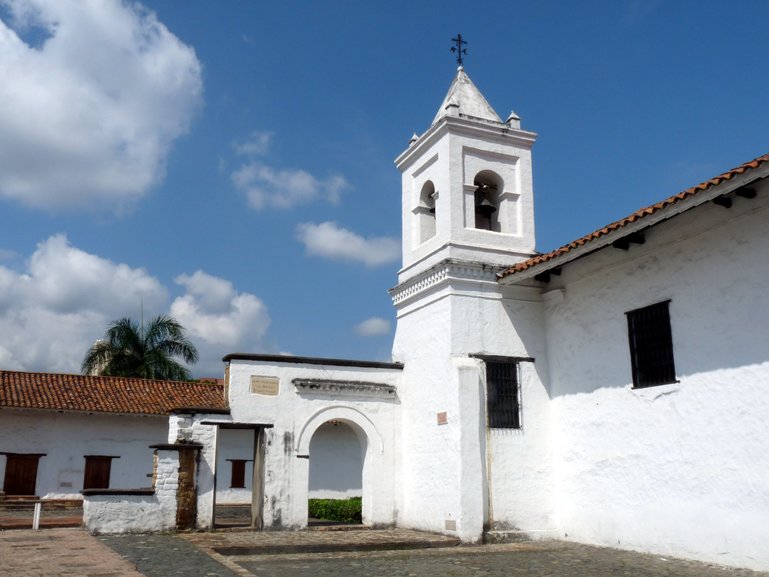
(394, 66, 538, 286)
(391, 65, 542, 542)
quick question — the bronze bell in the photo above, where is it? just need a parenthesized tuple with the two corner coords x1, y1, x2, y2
(477, 197, 497, 216)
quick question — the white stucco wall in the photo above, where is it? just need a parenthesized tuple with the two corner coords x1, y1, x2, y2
(83, 449, 178, 534)
(459, 288, 554, 535)
(0, 410, 165, 498)
(393, 291, 460, 535)
(544, 192, 769, 570)
(392, 270, 554, 542)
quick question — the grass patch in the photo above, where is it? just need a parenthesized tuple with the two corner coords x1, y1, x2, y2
(308, 497, 362, 523)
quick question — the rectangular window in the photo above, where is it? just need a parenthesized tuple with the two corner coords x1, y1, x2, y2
(83, 456, 116, 490)
(229, 459, 247, 489)
(626, 300, 677, 388)
(486, 361, 520, 429)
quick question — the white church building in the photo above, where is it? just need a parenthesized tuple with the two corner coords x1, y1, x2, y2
(182, 66, 769, 570)
(4, 66, 769, 571)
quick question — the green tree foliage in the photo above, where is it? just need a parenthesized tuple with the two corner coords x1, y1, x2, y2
(82, 315, 199, 381)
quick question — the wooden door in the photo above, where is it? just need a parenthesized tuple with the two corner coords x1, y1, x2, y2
(83, 456, 113, 490)
(3, 454, 41, 496)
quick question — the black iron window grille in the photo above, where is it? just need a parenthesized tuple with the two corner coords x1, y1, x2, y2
(626, 300, 677, 388)
(486, 361, 520, 429)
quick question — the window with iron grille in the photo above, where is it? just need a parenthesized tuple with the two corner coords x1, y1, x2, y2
(486, 361, 520, 428)
(626, 300, 677, 388)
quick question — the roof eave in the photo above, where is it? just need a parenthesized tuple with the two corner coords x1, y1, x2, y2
(0, 406, 170, 418)
(499, 161, 769, 285)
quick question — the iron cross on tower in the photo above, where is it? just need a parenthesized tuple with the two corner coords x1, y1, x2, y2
(450, 34, 467, 66)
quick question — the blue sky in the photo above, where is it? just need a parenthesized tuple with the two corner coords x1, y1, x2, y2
(1, 0, 768, 377)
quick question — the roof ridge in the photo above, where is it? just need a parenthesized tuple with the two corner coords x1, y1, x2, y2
(0, 368, 214, 386)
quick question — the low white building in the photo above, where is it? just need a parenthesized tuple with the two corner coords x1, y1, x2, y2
(0, 371, 227, 501)
(3, 65, 769, 571)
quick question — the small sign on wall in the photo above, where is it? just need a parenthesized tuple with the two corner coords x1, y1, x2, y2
(250, 375, 279, 396)
(437, 411, 448, 426)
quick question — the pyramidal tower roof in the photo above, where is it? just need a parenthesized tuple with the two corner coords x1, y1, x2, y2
(432, 66, 503, 125)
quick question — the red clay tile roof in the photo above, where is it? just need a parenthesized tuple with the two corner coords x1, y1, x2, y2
(499, 152, 769, 279)
(0, 370, 228, 416)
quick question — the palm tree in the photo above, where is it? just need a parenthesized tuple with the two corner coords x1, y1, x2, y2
(82, 315, 199, 381)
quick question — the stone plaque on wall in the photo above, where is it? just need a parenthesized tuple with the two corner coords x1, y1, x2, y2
(250, 375, 279, 396)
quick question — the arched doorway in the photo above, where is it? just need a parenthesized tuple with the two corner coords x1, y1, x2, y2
(308, 420, 365, 525)
(296, 406, 386, 527)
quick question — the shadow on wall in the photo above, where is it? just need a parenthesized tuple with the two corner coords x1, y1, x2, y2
(501, 298, 552, 401)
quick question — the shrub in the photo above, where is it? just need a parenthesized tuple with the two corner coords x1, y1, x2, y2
(308, 497, 362, 523)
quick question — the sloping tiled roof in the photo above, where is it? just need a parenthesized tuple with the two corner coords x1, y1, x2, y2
(0, 370, 228, 416)
(499, 152, 769, 279)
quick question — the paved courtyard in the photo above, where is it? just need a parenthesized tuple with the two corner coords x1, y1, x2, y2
(1, 528, 767, 577)
(0, 528, 143, 577)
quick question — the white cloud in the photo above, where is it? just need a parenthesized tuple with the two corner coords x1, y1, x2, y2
(233, 131, 272, 157)
(232, 162, 349, 210)
(171, 270, 271, 375)
(295, 221, 400, 267)
(0, 237, 273, 377)
(0, 234, 167, 373)
(0, 0, 202, 210)
(355, 317, 390, 337)
(229, 131, 349, 210)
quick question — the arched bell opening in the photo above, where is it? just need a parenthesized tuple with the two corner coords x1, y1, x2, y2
(415, 180, 437, 244)
(473, 171, 502, 232)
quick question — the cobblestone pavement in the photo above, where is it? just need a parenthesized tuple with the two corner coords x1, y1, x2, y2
(0, 528, 143, 577)
(181, 530, 769, 577)
(223, 542, 769, 577)
(179, 530, 769, 577)
(100, 533, 239, 577)
(3, 528, 769, 577)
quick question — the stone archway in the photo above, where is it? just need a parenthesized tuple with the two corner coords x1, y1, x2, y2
(309, 421, 363, 500)
(296, 406, 385, 526)
(308, 420, 364, 524)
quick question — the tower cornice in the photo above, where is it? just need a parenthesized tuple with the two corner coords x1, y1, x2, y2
(395, 115, 537, 171)
(389, 258, 505, 307)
